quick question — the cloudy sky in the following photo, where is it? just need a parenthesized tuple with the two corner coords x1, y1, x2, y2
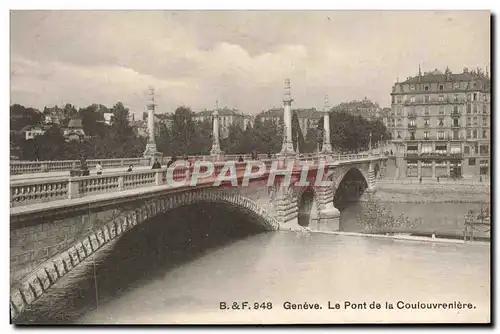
(10, 10, 490, 117)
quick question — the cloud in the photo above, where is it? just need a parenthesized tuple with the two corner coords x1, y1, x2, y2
(10, 10, 490, 116)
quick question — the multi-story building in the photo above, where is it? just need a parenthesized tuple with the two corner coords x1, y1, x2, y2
(193, 107, 246, 138)
(258, 108, 323, 136)
(390, 67, 490, 179)
(333, 98, 382, 121)
(243, 114, 255, 130)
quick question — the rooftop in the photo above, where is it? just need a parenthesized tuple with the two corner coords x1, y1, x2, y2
(400, 67, 490, 84)
(195, 107, 243, 117)
(260, 108, 323, 119)
(333, 98, 380, 111)
(67, 118, 83, 128)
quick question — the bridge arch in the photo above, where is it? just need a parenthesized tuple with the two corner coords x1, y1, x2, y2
(10, 188, 278, 320)
(330, 167, 369, 210)
(293, 186, 320, 227)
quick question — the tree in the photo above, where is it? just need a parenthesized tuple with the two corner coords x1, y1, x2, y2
(20, 125, 67, 160)
(10, 104, 43, 130)
(222, 123, 248, 154)
(315, 111, 390, 153)
(168, 106, 198, 155)
(79, 104, 106, 137)
(291, 111, 306, 153)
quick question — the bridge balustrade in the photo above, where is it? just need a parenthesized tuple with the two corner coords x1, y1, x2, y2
(10, 157, 150, 175)
(11, 179, 69, 206)
(10, 161, 255, 207)
(11, 153, 380, 177)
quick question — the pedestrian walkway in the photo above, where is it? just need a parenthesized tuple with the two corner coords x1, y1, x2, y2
(11, 165, 153, 182)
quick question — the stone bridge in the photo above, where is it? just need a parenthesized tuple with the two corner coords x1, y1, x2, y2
(9, 154, 387, 320)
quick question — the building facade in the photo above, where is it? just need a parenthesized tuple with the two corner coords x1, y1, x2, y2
(390, 67, 490, 179)
(193, 107, 246, 139)
(258, 108, 323, 136)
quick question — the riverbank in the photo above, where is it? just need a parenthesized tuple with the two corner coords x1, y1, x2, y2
(365, 180, 490, 203)
(307, 229, 490, 246)
(341, 201, 490, 241)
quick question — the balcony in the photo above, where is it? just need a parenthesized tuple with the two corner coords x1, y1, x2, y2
(451, 124, 461, 128)
(403, 152, 464, 160)
(404, 152, 419, 159)
(408, 124, 417, 129)
(403, 98, 450, 106)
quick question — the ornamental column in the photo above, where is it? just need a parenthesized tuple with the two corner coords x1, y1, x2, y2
(143, 86, 162, 162)
(321, 95, 333, 154)
(279, 79, 295, 156)
(210, 100, 222, 160)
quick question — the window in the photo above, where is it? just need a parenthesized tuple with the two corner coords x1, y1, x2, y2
(424, 131, 429, 139)
(466, 117, 471, 126)
(473, 116, 478, 126)
(480, 145, 489, 155)
(453, 94, 459, 102)
(397, 131, 401, 139)
(482, 130, 488, 139)
(439, 106, 445, 115)
(410, 96, 415, 103)
(437, 131, 445, 139)
(410, 132, 415, 140)
(484, 94, 489, 102)
(469, 158, 476, 166)
(466, 104, 471, 114)
(397, 95, 402, 103)
(407, 145, 418, 152)
(473, 129, 478, 139)
(454, 82, 460, 89)
(424, 119, 430, 127)
(480, 166, 489, 175)
(483, 105, 488, 114)
(410, 85, 415, 90)
(392, 96, 395, 103)
(452, 118, 459, 127)
(408, 118, 415, 126)
(473, 104, 477, 113)
(438, 95, 444, 102)
(467, 93, 471, 101)
(424, 85, 429, 91)
(453, 106, 459, 114)
(467, 130, 471, 139)
(439, 84, 444, 91)
(397, 118, 402, 126)
(473, 93, 477, 101)
(453, 130, 459, 140)
(421, 143, 432, 153)
(438, 118, 444, 127)
(424, 106, 430, 115)
(464, 146, 470, 154)
(424, 95, 430, 102)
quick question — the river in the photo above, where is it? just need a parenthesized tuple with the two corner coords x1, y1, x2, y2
(15, 201, 490, 324)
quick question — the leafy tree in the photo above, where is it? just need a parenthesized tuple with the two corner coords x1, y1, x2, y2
(315, 111, 389, 153)
(10, 104, 43, 130)
(291, 111, 306, 153)
(169, 106, 198, 155)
